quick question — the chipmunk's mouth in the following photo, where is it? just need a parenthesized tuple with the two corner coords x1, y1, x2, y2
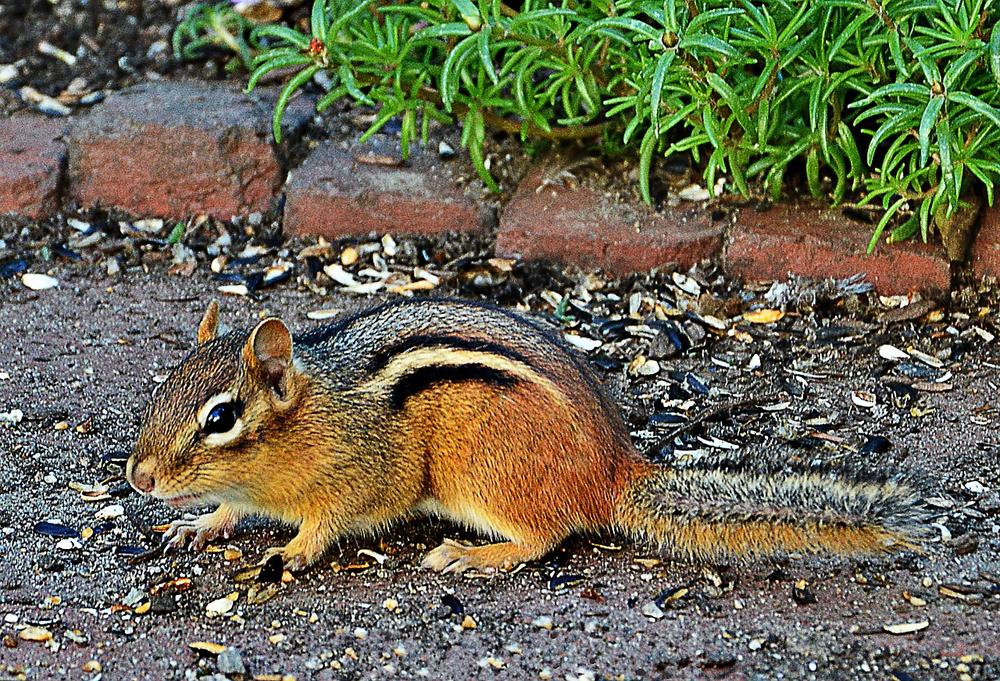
(161, 493, 204, 509)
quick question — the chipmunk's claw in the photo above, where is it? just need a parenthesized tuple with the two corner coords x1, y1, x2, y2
(162, 513, 234, 552)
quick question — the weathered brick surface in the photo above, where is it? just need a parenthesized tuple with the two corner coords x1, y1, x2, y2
(724, 203, 951, 294)
(972, 206, 1000, 279)
(283, 139, 492, 238)
(0, 115, 67, 219)
(67, 80, 310, 219)
(496, 167, 723, 274)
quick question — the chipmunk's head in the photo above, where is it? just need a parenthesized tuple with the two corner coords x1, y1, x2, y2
(127, 301, 306, 507)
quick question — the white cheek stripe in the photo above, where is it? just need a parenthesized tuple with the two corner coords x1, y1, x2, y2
(197, 391, 234, 430)
(204, 419, 244, 447)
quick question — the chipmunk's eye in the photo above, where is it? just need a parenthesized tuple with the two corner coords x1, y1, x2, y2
(203, 401, 240, 435)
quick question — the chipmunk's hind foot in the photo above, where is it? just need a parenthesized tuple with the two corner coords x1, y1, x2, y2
(421, 538, 549, 574)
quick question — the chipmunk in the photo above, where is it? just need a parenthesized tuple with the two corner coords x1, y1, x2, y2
(127, 297, 927, 573)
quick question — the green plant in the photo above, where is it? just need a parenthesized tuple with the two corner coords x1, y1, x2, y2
(182, 0, 1000, 250)
(173, 2, 258, 71)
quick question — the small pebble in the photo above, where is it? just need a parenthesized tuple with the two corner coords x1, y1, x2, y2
(641, 603, 664, 620)
(965, 480, 986, 495)
(532, 615, 553, 630)
(217, 647, 246, 675)
(0, 63, 17, 84)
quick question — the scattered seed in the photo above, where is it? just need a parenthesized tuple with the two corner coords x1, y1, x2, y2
(206, 596, 235, 617)
(20, 86, 71, 116)
(878, 344, 908, 361)
(340, 247, 359, 266)
(21, 273, 58, 290)
(94, 504, 124, 521)
(34, 521, 78, 538)
(461, 615, 477, 629)
(677, 184, 710, 201)
(189, 641, 227, 655)
(883, 621, 928, 635)
(18, 626, 53, 643)
(218, 284, 249, 297)
(38, 40, 76, 65)
(931, 522, 952, 542)
(634, 558, 661, 569)
(357, 548, 388, 564)
(907, 348, 944, 368)
(851, 391, 876, 408)
(247, 583, 281, 605)
(743, 309, 784, 324)
(323, 263, 359, 287)
(563, 333, 602, 352)
(965, 480, 987, 495)
(972, 326, 995, 343)
(671, 272, 700, 296)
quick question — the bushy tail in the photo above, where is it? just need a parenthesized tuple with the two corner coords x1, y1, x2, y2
(614, 461, 929, 561)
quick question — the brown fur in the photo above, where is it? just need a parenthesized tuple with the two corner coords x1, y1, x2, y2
(128, 298, 927, 572)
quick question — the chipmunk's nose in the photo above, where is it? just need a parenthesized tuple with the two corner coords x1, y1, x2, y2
(126, 456, 156, 494)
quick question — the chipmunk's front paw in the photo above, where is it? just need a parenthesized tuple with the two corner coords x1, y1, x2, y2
(162, 507, 238, 552)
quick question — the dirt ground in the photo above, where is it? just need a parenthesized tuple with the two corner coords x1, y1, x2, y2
(0, 254, 998, 680)
(2, 2, 998, 677)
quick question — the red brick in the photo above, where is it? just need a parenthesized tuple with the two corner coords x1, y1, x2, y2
(0, 115, 67, 219)
(496, 167, 723, 274)
(725, 203, 951, 294)
(67, 80, 310, 219)
(972, 206, 1000, 279)
(283, 139, 491, 238)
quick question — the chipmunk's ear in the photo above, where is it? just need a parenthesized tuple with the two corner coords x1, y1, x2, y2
(244, 318, 293, 391)
(197, 300, 220, 345)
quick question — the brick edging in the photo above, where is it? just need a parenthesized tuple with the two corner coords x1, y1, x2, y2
(1, 78, 994, 294)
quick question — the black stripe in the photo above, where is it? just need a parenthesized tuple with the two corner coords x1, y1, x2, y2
(367, 334, 534, 375)
(390, 363, 519, 410)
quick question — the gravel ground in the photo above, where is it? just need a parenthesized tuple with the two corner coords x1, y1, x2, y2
(0, 264, 998, 681)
